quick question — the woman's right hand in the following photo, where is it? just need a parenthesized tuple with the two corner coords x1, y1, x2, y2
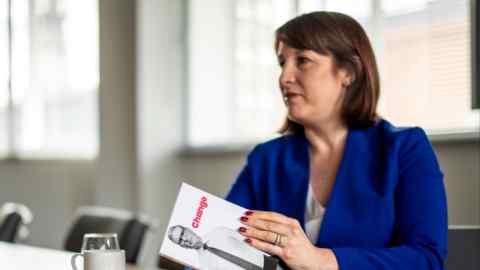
(239, 210, 339, 270)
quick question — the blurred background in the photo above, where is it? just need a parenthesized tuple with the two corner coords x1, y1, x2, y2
(0, 0, 478, 268)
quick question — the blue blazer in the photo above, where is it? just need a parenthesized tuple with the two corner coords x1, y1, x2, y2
(226, 119, 448, 270)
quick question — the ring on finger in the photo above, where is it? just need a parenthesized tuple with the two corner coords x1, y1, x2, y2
(278, 234, 286, 247)
(278, 235, 284, 247)
(273, 233, 280, 246)
(273, 233, 284, 247)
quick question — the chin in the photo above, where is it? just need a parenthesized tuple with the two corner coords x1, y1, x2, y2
(287, 109, 308, 125)
(288, 107, 326, 127)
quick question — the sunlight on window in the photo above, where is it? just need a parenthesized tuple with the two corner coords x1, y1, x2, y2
(1, 0, 99, 158)
(11, 0, 29, 106)
(382, 0, 434, 16)
(298, 0, 325, 14)
(0, 0, 8, 110)
(63, 0, 98, 92)
(325, 0, 372, 19)
(232, 0, 291, 144)
(0, 0, 8, 156)
(188, 0, 294, 147)
(379, 0, 478, 133)
(189, 0, 478, 148)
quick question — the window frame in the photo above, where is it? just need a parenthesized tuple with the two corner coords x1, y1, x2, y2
(472, 0, 479, 109)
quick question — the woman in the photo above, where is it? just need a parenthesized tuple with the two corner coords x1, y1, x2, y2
(226, 11, 447, 270)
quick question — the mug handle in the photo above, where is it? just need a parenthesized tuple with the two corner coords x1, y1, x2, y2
(70, 253, 84, 270)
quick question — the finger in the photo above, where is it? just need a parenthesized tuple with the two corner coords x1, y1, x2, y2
(239, 226, 281, 244)
(242, 227, 290, 247)
(245, 238, 283, 257)
(240, 217, 291, 236)
(278, 234, 288, 247)
(245, 210, 291, 225)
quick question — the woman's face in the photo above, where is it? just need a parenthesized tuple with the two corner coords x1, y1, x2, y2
(277, 41, 351, 128)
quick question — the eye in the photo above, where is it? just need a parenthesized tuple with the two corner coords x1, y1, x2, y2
(278, 59, 285, 67)
(297, 56, 310, 66)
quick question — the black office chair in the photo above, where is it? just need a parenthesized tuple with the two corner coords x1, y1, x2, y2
(64, 206, 155, 264)
(0, 202, 33, 243)
(445, 227, 480, 270)
(120, 218, 150, 263)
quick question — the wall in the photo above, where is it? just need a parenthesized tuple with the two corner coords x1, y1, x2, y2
(434, 140, 480, 225)
(96, 0, 137, 210)
(0, 161, 94, 248)
(135, 0, 186, 265)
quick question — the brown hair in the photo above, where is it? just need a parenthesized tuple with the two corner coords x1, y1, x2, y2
(275, 11, 380, 134)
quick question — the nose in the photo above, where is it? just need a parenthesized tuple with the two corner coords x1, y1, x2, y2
(279, 65, 296, 89)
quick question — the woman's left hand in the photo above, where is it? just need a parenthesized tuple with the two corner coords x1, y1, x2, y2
(239, 210, 338, 270)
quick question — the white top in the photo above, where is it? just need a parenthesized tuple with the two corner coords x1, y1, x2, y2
(304, 184, 326, 244)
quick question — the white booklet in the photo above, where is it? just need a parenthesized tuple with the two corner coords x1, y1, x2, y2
(159, 182, 279, 270)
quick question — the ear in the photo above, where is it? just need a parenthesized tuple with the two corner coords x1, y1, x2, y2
(336, 55, 361, 86)
(339, 69, 354, 87)
(344, 74, 354, 86)
(348, 55, 362, 83)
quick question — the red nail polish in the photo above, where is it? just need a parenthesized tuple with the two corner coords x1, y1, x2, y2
(240, 216, 249, 222)
(245, 238, 252, 244)
(245, 210, 254, 216)
(238, 227, 247, 233)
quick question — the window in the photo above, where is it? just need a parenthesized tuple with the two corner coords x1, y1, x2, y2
(0, 0, 99, 159)
(188, 0, 478, 148)
(379, 0, 477, 133)
(302, 0, 478, 133)
(232, 0, 295, 144)
(0, 0, 8, 156)
(188, 0, 294, 147)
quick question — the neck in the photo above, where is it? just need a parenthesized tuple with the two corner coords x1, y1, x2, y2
(304, 120, 348, 154)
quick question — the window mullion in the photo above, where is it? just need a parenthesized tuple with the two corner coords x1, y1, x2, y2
(371, 0, 387, 114)
(371, 0, 384, 63)
(6, 0, 15, 158)
(230, 0, 237, 142)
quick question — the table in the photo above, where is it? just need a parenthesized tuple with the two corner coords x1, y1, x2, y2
(0, 242, 158, 270)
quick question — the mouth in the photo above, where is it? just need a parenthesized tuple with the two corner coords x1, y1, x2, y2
(283, 92, 302, 103)
(285, 93, 301, 98)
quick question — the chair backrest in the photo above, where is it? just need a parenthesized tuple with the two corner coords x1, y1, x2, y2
(64, 206, 153, 264)
(0, 202, 33, 243)
(0, 212, 22, 242)
(119, 218, 149, 263)
(446, 227, 480, 270)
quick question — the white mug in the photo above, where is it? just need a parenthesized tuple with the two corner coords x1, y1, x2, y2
(71, 250, 126, 270)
